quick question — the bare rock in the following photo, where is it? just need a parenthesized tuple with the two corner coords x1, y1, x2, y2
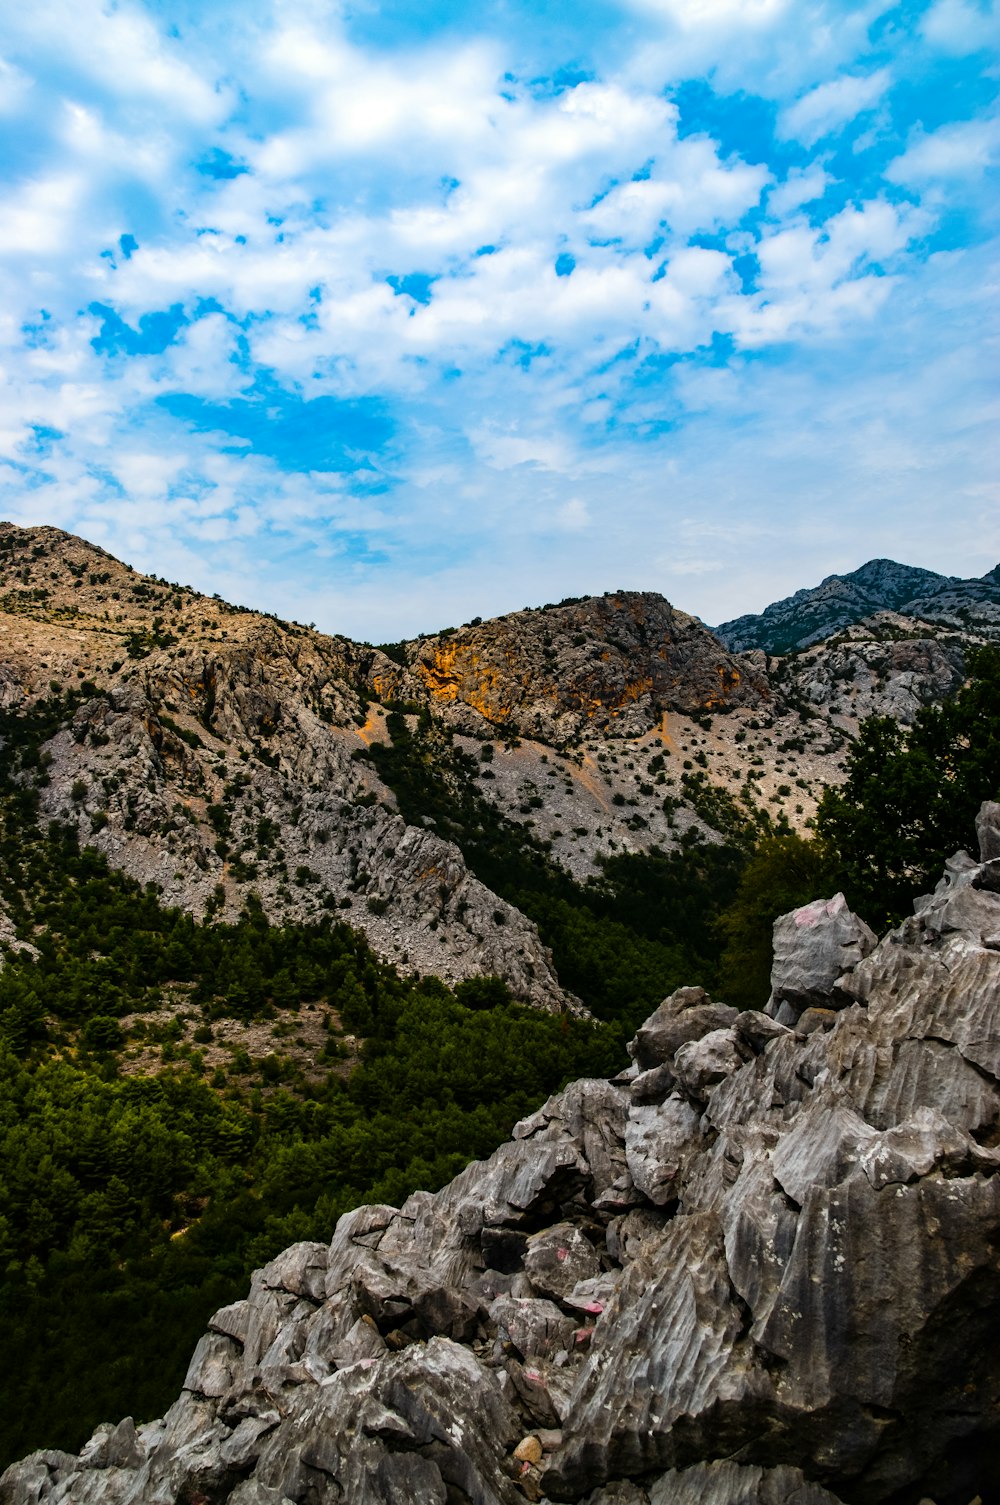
(646, 1460, 847, 1503)
(976, 800, 1000, 863)
(672, 1028, 745, 1100)
(625, 1098, 703, 1205)
(524, 1224, 601, 1302)
(629, 989, 739, 1072)
(490, 1296, 576, 1361)
(768, 894, 876, 1017)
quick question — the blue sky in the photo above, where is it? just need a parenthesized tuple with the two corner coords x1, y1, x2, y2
(0, 0, 997, 639)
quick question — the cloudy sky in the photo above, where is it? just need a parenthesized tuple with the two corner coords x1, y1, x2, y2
(0, 0, 997, 639)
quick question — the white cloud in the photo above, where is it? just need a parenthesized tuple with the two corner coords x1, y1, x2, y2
(0, 0, 994, 640)
(625, 0, 791, 31)
(887, 117, 1000, 182)
(556, 497, 590, 530)
(468, 423, 576, 473)
(3, 0, 227, 125)
(0, 54, 30, 114)
(723, 198, 922, 345)
(767, 167, 831, 218)
(0, 171, 85, 256)
(778, 68, 890, 146)
(921, 0, 1000, 55)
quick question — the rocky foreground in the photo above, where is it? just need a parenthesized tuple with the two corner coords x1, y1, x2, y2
(6, 810, 1000, 1505)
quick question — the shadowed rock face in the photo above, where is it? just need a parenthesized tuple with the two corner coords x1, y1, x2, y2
(6, 809, 1000, 1505)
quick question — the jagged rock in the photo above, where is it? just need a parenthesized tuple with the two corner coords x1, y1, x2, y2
(523, 1223, 601, 1301)
(767, 893, 876, 1019)
(491, 1296, 576, 1360)
(6, 831, 1000, 1505)
(629, 989, 739, 1071)
(715, 556, 1000, 655)
(625, 1098, 702, 1205)
(975, 801, 1000, 863)
(583, 1461, 848, 1503)
(672, 1028, 745, 1100)
(732, 1011, 791, 1054)
(412, 592, 768, 742)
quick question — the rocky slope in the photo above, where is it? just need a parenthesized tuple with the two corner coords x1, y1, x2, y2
(0, 523, 575, 1009)
(716, 557, 1000, 655)
(6, 805, 1000, 1505)
(0, 522, 992, 1007)
(398, 592, 769, 741)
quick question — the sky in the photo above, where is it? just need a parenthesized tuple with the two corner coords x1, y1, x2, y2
(0, 0, 997, 641)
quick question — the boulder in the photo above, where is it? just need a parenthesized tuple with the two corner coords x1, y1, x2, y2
(768, 893, 876, 1018)
(629, 988, 738, 1071)
(976, 800, 1000, 863)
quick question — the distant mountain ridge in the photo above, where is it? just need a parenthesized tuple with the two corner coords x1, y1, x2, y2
(715, 557, 1000, 654)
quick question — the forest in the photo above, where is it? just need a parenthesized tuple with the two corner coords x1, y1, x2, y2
(1, 646, 998, 1468)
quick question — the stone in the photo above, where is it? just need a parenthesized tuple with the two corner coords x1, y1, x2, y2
(629, 989, 738, 1072)
(523, 1223, 601, 1301)
(976, 800, 1000, 863)
(646, 1461, 847, 1503)
(490, 1296, 576, 1360)
(672, 1028, 745, 1099)
(625, 1097, 703, 1205)
(513, 1436, 543, 1465)
(768, 893, 877, 1016)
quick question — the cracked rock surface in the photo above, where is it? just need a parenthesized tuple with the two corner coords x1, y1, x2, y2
(5, 813, 1000, 1505)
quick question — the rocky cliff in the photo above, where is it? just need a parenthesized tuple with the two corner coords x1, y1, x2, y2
(399, 593, 769, 742)
(7, 805, 1000, 1505)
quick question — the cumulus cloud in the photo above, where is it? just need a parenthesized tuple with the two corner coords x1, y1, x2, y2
(921, 0, 1000, 56)
(887, 116, 1000, 182)
(778, 68, 890, 146)
(0, 0, 994, 635)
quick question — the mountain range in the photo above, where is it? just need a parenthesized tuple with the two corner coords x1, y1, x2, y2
(715, 556, 1000, 654)
(1, 523, 996, 1012)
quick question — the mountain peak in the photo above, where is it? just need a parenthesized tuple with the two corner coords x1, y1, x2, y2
(715, 556, 1000, 654)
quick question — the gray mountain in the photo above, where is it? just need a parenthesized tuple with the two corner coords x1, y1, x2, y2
(716, 557, 1000, 654)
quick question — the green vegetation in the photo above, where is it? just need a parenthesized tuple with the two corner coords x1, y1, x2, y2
(0, 694, 617, 1468)
(815, 645, 1000, 928)
(717, 646, 1000, 1002)
(714, 833, 840, 1009)
(359, 709, 746, 1032)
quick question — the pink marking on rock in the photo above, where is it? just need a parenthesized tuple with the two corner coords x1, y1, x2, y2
(584, 1301, 604, 1314)
(556, 1247, 569, 1261)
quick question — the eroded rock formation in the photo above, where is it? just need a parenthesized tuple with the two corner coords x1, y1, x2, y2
(406, 593, 769, 741)
(6, 809, 1000, 1505)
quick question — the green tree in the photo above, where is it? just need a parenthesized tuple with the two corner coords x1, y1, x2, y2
(816, 645, 1000, 927)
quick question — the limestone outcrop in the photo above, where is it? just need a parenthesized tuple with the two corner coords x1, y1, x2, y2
(407, 593, 770, 742)
(6, 808, 1000, 1505)
(4, 522, 990, 1000)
